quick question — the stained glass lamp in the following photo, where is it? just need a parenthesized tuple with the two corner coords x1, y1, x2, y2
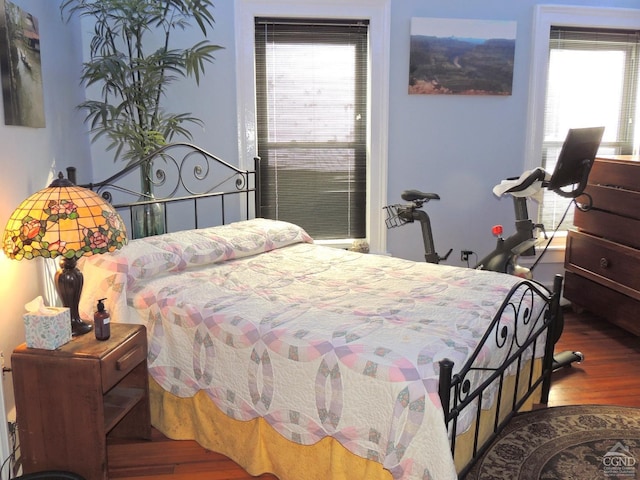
(2, 173, 127, 336)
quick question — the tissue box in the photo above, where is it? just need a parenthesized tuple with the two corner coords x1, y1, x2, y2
(23, 307, 72, 350)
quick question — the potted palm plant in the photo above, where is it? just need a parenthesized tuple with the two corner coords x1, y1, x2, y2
(61, 0, 223, 238)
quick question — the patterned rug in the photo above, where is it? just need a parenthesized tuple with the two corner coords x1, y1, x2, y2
(464, 405, 640, 480)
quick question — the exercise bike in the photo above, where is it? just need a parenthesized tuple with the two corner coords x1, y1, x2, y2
(384, 126, 605, 370)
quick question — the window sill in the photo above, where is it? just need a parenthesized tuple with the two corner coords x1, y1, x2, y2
(519, 246, 564, 266)
(315, 239, 353, 249)
(315, 238, 370, 252)
(519, 233, 568, 266)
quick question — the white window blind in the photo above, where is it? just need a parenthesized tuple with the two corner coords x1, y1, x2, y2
(255, 18, 369, 240)
(541, 27, 640, 230)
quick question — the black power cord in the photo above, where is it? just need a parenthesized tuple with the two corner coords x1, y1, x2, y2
(529, 192, 593, 274)
(0, 426, 18, 480)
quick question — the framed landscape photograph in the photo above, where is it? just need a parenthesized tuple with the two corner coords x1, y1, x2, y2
(409, 17, 517, 96)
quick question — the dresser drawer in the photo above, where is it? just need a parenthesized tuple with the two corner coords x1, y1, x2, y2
(101, 330, 146, 392)
(574, 208, 640, 250)
(565, 230, 640, 301)
(564, 271, 640, 336)
(584, 183, 640, 221)
(590, 158, 640, 193)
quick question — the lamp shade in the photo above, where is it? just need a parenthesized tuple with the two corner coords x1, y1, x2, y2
(2, 173, 127, 261)
(3, 173, 127, 336)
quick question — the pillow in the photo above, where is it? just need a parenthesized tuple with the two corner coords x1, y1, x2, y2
(187, 218, 313, 263)
(79, 218, 312, 322)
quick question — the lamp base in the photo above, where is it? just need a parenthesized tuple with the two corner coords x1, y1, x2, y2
(56, 257, 93, 337)
(71, 318, 93, 336)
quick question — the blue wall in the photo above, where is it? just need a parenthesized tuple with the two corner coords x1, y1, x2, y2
(0, 0, 90, 421)
(85, 0, 640, 266)
(386, 0, 640, 264)
(85, 0, 640, 265)
(0, 0, 638, 437)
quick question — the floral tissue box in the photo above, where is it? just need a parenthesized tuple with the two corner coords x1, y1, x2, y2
(23, 307, 72, 350)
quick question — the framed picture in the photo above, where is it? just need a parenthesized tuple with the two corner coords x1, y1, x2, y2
(409, 17, 517, 96)
(0, 0, 45, 127)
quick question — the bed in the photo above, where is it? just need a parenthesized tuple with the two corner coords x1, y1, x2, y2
(73, 143, 562, 480)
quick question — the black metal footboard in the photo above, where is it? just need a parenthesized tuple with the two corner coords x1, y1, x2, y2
(438, 274, 563, 477)
(68, 143, 260, 237)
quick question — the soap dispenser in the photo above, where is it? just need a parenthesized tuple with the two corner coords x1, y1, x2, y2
(94, 298, 111, 341)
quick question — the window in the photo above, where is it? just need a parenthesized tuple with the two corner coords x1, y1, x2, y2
(235, 0, 390, 254)
(255, 19, 368, 240)
(540, 26, 640, 231)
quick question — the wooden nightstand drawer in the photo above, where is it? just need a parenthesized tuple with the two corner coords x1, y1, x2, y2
(101, 329, 146, 392)
(565, 229, 640, 301)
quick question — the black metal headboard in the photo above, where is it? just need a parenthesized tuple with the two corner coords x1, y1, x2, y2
(68, 143, 260, 238)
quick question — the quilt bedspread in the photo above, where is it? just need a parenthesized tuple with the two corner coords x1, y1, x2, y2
(78, 219, 547, 480)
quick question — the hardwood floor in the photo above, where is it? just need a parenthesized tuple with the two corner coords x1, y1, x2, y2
(107, 308, 640, 479)
(108, 433, 278, 480)
(549, 308, 640, 408)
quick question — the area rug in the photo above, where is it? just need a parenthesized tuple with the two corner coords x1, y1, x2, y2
(464, 405, 640, 480)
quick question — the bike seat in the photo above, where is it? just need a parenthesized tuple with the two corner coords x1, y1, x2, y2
(401, 189, 440, 202)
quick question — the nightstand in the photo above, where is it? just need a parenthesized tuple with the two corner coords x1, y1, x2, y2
(12, 323, 151, 480)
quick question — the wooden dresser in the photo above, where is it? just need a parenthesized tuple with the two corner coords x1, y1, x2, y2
(564, 155, 640, 335)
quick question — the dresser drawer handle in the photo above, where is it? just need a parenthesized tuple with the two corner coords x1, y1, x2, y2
(599, 257, 610, 269)
(116, 347, 141, 371)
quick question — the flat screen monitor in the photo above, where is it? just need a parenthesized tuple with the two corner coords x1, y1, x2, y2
(547, 126, 605, 195)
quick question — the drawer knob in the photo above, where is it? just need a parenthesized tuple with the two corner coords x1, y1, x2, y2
(599, 257, 610, 269)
